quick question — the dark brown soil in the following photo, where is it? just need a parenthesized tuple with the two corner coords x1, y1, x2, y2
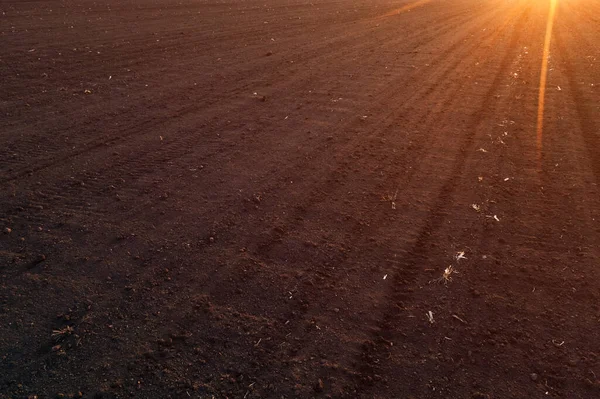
(1, 0, 599, 398)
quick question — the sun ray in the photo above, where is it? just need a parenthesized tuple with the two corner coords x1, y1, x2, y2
(536, 0, 558, 163)
(377, 0, 432, 19)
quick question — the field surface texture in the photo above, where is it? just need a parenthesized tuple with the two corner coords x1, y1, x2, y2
(1, 0, 600, 397)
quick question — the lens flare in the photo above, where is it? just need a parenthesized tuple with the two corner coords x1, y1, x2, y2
(536, 0, 558, 163)
(378, 0, 432, 19)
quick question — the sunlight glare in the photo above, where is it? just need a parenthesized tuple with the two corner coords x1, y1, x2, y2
(379, 0, 432, 19)
(536, 0, 558, 162)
